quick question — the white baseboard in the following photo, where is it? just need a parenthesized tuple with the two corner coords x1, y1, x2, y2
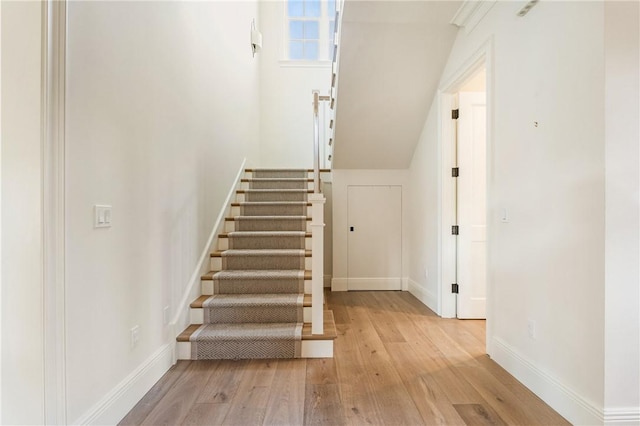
(72, 344, 173, 425)
(169, 158, 246, 344)
(491, 337, 604, 425)
(407, 278, 438, 313)
(604, 407, 640, 425)
(345, 277, 402, 291)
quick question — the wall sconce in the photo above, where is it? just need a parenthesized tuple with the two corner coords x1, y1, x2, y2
(251, 19, 262, 57)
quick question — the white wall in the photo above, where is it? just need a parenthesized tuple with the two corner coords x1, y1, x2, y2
(407, 99, 440, 312)
(65, 1, 260, 422)
(259, 1, 331, 168)
(603, 1, 640, 418)
(408, 2, 625, 423)
(331, 169, 409, 291)
(0, 2, 46, 424)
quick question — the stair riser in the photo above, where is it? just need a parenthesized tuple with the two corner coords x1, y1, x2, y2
(201, 279, 312, 295)
(224, 220, 311, 232)
(240, 181, 314, 190)
(236, 192, 309, 202)
(245, 171, 313, 179)
(210, 256, 312, 271)
(176, 339, 333, 360)
(218, 237, 311, 251)
(190, 306, 311, 324)
(230, 205, 310, 217)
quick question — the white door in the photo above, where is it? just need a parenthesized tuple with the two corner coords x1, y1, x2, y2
(456, 92, 487, 319)
(347, 185, 402, 290)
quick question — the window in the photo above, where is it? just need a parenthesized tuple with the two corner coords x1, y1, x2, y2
(287, 0, 336, 61)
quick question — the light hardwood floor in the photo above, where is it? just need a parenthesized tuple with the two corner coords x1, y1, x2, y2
(120, 291, 570, 425)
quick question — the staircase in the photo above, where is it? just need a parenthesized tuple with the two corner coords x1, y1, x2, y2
(176, 169, 336, 360)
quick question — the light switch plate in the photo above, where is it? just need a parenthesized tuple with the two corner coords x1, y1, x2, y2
(94, 205, 112, 228)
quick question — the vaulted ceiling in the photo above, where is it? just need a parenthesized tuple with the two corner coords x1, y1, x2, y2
(333, 1, 462, 169)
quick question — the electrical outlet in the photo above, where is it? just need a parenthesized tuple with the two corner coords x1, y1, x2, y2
(527, 320, 536, 339)
(131, 325, 140, 348)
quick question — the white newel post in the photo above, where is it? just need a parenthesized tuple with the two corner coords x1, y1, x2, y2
(309, 192, 326, 334)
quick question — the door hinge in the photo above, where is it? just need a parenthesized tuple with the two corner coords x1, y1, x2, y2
(452, 225, 459, 235)
(452, 167, 459, 177)
(452, 109, 459, 119)
(452, 283, 459, 294)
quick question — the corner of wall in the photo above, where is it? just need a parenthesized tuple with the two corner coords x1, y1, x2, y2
(407, 278, 438, 313)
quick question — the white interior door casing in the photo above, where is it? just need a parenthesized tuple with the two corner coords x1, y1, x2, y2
(347, 185, 402, 290)
(457, 92, 487, 319)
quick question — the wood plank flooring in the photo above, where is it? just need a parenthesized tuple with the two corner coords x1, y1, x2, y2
(120, 291, 570, 426)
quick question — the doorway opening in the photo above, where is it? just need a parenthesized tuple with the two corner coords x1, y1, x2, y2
(438, 42, 493, 352)
(454, 69, 487, 319)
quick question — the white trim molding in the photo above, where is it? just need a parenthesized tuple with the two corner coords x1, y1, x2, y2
(43, 1, 68, 423)
(450, 0, 497, 35)
(438, 37, 494, 322)
(604, 407, 640, 425)
(407, 279, 438, 314)
(169, 158, 247, 356)
(492, 337, 604, 425)
(72, 344, 173, 425)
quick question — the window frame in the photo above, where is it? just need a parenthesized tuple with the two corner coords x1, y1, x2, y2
(282, 0, 336, 64)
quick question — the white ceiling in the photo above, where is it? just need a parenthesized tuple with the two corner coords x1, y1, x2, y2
(333, 1, 462, 169)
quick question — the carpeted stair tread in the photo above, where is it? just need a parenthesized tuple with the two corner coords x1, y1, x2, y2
(226, 215, 311, 219)
(189, 323, 303, 359)
(233, 202, 310, 215)
(201, 269, 312, 280)
(212, 249, 311, 257)
(191, 293, 311, 308)
(239, 189, 311, 202)
(241, 177, 313, 184)
(248, 169, 309, 179)
(204, 293, 304, 308)
(232, 201, 311, 205)
(241, 178, 313, 182)
(245, 168, 330, 173)
(203, 269, 309, 294)
(223, 231, 309, 250)
(178, 310, 336, 342)
(213, 249, 309, 270)
(221, 231, 311, 238)
(226, 216, 310, 231)
(191, 322, 302, 341)
(237, 189, 313, 193)
(200, 294, 304, 324)
(242, 178, 312, 190)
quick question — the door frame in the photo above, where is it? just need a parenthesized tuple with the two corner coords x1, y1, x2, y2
(43, 1, 68, 423)
(437, 37, 494, 347)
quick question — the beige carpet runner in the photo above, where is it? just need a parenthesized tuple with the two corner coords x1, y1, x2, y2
(190, 169, 310, 360)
